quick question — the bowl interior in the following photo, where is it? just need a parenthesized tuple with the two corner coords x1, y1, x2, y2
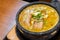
(16, 1, 60, 35)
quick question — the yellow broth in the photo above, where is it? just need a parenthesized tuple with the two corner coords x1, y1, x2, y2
(19, 4, 59, 32)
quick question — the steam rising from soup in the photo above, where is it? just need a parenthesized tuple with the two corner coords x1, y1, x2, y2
(19, 4, 59, 32)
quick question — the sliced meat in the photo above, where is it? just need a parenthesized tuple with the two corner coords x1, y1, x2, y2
(33, 21, 43, 30)
(24, 14, 31, 26)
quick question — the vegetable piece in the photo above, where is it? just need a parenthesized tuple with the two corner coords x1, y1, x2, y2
(44, 15, 48, 18)
(32, 12, 43, 20)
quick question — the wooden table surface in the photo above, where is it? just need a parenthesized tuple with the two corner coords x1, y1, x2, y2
(0, 0, 28, 39)
(7, 25, 20, 40)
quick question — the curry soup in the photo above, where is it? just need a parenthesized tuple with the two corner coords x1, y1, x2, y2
(19, 4, 59, 32)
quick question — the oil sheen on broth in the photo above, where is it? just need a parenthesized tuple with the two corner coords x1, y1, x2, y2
(19, 4, 59, 32)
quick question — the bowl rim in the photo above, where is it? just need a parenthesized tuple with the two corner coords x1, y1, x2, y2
(16, 1, 60, 36)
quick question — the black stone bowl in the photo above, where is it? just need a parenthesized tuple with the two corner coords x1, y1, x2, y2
(16, 1, 60, 40)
